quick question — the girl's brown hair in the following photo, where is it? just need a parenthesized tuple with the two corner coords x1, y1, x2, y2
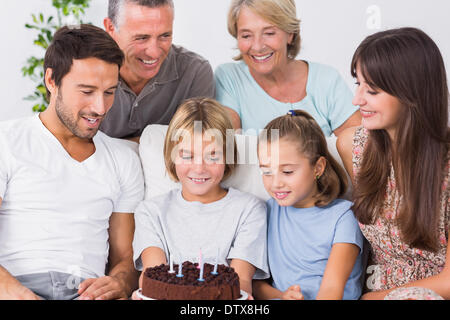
(351, 27, 449, 252)
(259, 110, 348, 207)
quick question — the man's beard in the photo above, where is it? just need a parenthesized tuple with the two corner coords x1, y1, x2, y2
(55, 91, 100, 140)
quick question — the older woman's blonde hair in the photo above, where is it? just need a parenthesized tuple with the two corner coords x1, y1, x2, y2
(228, 0, 301, 60)
(164, 97, 237, 182)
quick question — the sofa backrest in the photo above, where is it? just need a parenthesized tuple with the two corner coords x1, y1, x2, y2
(138, 124, 352, 201)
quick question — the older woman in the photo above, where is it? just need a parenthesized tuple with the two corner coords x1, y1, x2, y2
(215, 0, 361, 136)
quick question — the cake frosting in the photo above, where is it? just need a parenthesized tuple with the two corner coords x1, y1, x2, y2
(142, 261, 241, 300)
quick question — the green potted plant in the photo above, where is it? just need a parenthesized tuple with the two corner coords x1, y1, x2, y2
(22, 0, 91, 112)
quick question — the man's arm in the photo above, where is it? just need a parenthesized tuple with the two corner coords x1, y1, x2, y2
(78, 212, 138, 300)
(0, 136, 41, 300)
(0, 265, 40, 300)
(107, 212, 139, 295)
(0, 198, 40, 300)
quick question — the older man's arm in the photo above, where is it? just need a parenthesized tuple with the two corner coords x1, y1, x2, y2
(78, 212, 138, 300)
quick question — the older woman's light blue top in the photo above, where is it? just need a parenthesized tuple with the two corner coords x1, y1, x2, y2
(215, 61, 358, 136)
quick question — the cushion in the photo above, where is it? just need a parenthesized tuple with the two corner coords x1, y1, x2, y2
(139, 125, 351, 202)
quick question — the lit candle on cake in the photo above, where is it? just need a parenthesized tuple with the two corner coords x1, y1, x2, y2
(211, 247, 219, 275)
(198, 262, 205, 282)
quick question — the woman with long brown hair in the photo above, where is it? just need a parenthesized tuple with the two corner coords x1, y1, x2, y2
(337, 27, 449, 300)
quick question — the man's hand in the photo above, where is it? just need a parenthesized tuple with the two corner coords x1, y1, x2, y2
(0, 276, 41, 300)
(78, 275, 129, 300)
(281, 285, 304, 300)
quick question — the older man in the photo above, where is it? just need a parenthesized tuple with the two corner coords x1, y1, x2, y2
(101, 0, 216, 141)
(0, 25, 144, 300)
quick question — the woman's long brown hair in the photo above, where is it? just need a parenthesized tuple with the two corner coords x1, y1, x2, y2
(351, 27, 449, 252)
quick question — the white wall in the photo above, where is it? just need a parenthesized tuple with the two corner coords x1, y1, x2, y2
(1, 0, 449, 121)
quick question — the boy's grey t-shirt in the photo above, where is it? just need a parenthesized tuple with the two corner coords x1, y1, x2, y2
(133, 187, 269, 279)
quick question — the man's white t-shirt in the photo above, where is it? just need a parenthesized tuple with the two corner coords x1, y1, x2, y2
(0, 115, 144, 279)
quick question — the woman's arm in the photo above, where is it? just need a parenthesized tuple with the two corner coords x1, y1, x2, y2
(230, 258, 256, 295)
(361, 244, 450, 300)
(336, 126, 357, 184)
(316, 243, 360, 300)
(333, 111, 361, 137)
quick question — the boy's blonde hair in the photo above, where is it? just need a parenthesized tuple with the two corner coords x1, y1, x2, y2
(228, 0, 301, 60)
(258, 110, 348, 207)
(164, 97, 237, 182)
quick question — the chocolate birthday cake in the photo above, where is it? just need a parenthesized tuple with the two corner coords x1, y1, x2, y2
(142, 261, 241, 300)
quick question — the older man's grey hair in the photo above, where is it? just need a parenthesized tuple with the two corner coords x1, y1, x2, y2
(108, 0, 174, 28)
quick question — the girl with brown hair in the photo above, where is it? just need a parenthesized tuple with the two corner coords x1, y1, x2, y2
(337, 27, 450, 300)
(254, 110, 364, 300)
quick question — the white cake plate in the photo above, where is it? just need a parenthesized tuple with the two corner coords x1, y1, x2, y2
(136, 288, 248, 300)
